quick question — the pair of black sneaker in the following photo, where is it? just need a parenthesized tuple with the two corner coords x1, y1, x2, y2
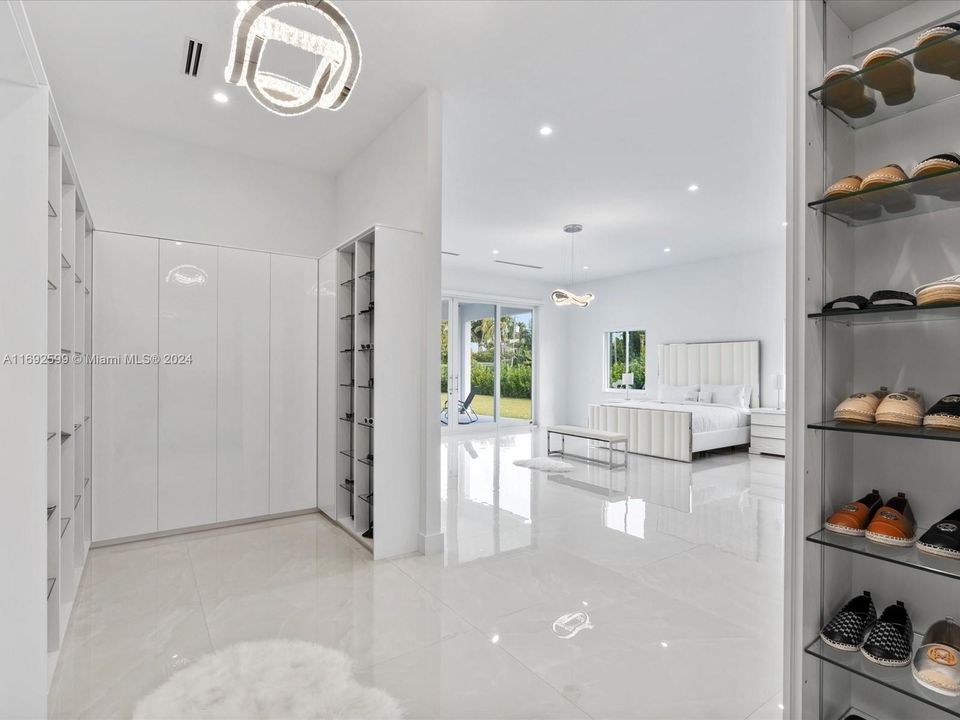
(820, 591, 913, 666)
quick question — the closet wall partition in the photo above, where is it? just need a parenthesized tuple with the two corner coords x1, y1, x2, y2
(93, 232, 318, 543)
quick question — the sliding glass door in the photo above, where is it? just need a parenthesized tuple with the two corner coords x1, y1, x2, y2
(441, 298, 535, 427)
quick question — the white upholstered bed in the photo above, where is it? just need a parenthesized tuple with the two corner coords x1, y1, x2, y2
(587, 340, 760, 463)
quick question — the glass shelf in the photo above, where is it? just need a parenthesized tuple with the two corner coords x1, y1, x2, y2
(47, 201, 57, 218)
(358, 347, 374, 353)
(808, 166, 960, 226)
(808, 528, 960, 580)
(806, 635, 960, 717)
(810, 302, 960, 325)
(47, 505, 55, 520)
(59, 431, 71, 443)
(338, 416, 353, 423)
(74, 494, 81, 509)
(47, 577, 55, 599)
(359, 270, 374, 280)
(61, 254, 70, 269)
(809, 29, 960, 129)
(358, 308, 374, 316)
(74, 273, 82, 284)
(47, 432, 56, 442)
(339, 314, 354, 320)
(357, 421, 373, 429)
(338, 450, 353, 460)
(60, 517, 70, 538)
(84, 477, 89, 489)
(340, 277, 355, 287)
(339, 382, 354, 388)
(339, 348, 354, 354)
(358, 492, 373, 504)
(47, 279, 56, 291)
(808, 418, 960, 443)
(73, 423, 81, 431)
(358, 457, 373, 467)
(338, 482, 354, 494)
(357, 384, 373, 390)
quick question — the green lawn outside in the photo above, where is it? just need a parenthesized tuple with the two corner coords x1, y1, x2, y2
(440, 393, 531, 421)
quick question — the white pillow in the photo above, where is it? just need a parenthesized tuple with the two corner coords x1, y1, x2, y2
(658, 383, 699, 403)
(701, 383, 748, 408)
(697, 390, 714, 404)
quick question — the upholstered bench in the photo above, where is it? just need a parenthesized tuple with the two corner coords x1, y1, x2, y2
(546, 425, 628, 468)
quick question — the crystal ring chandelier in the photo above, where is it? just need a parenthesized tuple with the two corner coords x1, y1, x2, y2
(225, 0, 361, 116)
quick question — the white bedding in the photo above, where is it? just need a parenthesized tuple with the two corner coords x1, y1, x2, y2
(600, 400, 750, 434)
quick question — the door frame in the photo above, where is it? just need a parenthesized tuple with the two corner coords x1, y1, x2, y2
(441, 291, 539, 432)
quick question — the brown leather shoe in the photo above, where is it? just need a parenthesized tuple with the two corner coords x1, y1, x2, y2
(826, 490, 884, 536)
(866, 492, 918, 547)
(876, 389, 925, 426)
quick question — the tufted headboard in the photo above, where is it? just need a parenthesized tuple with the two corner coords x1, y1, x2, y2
(657, 340, 761, 409)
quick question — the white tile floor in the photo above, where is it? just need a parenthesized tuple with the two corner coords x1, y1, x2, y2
(49, 427, 784, 719)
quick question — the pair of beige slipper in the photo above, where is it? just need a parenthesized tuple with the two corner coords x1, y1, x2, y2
(835, 388, 925, 427)
(916, 274, 960, 306)
(821, 22, 960, 119)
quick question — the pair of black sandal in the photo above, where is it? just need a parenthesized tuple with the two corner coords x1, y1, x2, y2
(822, 290, 916, 313)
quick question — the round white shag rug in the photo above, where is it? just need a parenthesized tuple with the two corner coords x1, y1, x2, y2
(513, 457, 575, 473)
(133, 640, 403, 720)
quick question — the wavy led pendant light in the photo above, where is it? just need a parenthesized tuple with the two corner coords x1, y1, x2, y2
(225, 0, 361, 116)
(552, 224, 594, 307)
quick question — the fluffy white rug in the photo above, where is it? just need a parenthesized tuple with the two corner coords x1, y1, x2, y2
(133, 640, 402, 720)
(513, 457, 575, 472)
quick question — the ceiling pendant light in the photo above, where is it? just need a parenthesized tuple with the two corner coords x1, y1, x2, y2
(225, 0, 361, 117)
(551, 224, 595, 308)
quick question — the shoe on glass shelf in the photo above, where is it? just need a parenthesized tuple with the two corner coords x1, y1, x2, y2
(916, 275, 960, 307)
(875, 389, 925, 426)
(820, 591, 876, 651)
(821, 175, 882, 222)
(913, 617, 960, 696)
(861, 47, 916, 105)
(914, 22, 960, 80)
(861, 164, 916, 213)
(911, 152, 960, 200)
(834, 388, 889, 423)
(866, 492, 918, 547)
(925, 395, 960, 431)
(862, 601, 913, 667)
(821, 65, 877, 118)
(825, 489, 884, 536)
(917, 509, 960, 559)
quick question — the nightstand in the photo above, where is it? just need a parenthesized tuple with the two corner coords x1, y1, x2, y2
(750, 408, 785, 457)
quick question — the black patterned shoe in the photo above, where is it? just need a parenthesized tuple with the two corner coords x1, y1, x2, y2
(862, 601, 913, 666)
(917, 509, 960, 560)
(820, 591, 876, 651)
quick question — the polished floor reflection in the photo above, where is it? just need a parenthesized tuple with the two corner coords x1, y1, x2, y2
(50, 427, 784, 719)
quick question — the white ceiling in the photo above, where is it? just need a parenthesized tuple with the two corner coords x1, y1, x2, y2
(26, 0, 790, 282)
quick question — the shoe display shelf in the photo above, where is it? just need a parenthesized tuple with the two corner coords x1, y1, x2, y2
(45, 120, 94, 683)
(796, 4, 960, 719)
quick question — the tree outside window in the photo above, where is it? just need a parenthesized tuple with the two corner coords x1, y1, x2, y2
(606, 330, 646, 389)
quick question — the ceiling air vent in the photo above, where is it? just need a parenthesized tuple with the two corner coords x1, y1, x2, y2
(494, 260, 543, 270)
(183, 38, 204, 77)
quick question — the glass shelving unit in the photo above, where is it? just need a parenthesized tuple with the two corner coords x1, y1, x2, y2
(809, 29, 960, 129)
(807, 528, 960, 581)
(809, 302, 960, 325)
(808, 418, 960, 442)
(805, 635, 960, 717)
(808, 166, 960, 226)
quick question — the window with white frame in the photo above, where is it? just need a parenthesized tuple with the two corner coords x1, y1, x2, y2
(605, 330, 646, 390)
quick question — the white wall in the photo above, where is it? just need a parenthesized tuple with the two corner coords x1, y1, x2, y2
(335, 90, 443, 553)
(563, 246, 786, 424)
(441, 265, 568, 427)
(61, 116, 335, 257)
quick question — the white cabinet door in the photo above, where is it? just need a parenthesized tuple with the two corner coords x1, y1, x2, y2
(158, 241, 217, 531)
(316, 251, 337, 518)
(92, 232, 159, 541)
(218, 247, 270, 522)
(270, 255, 318, 513)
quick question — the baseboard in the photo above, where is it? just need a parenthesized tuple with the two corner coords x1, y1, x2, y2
(418, 530, 444, 555)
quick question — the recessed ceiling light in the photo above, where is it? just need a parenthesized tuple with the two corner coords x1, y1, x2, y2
(539, 125, 553, 136)
(782, 220, 789, 227)
(213, 91, 229, 104)
(490, 634, 500, 644)
(492, 249, 500, 255)
(687, 184, 699, 192)
(582, 265, 589, 270)
(660, 641, 669, 648)
(663, 247, 671, 253)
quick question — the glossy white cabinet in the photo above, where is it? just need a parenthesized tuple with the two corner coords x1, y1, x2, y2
(158, 241, 218, 530)
(269, 254, 318, 513)
(92, 232, 159, 541)
(317, 251, 337, 518)
(217, 247, 270, 521)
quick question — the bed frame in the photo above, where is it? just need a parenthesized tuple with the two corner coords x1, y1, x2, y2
(587, 340, 760, 463)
